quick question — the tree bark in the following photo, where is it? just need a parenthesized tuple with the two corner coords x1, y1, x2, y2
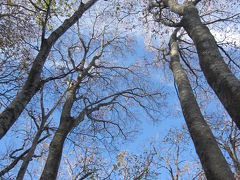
(40, 119, 73, 180)
(181, 3, 240, 130)
(169, 30, 234, 180)
(0, 0, 98, 140)
(39, 54, 88, 179)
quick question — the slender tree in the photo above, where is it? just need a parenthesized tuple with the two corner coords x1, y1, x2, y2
(148, 0, 240, 129)
(0, 0, 98, 140)
(0, 134, 49, 178)
(169, 28, 234, 179)
(15, 86, 66, 180)
(39, 8, 162, 178)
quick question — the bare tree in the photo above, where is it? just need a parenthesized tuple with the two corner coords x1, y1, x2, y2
(38, 6, 163, 179)
(147, 0, 240, 130)
(114, 148, 158, 180)
(0, 85, 66, 179)
(219, 121, 240, 178)
(168, 28, 234, 179)
(0, 0, 98, 140)
(207, 112, 240, 179)
(0, 133, 49, 178)
(157, 128, 191, 180)
(61, 138, 113, 180)
(15, 86, 67, 179)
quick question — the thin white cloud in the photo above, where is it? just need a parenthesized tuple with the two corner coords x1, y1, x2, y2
(211, 28, 240, 47)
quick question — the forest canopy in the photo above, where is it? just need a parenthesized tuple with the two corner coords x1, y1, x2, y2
(0, 0, 240, 179)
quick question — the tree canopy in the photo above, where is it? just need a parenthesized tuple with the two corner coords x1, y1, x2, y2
(0, 0, 240, 179)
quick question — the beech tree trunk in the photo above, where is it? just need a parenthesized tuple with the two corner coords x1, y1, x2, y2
(169, 30, 234, 180)
(0, 0, 98, 140)
(181, 4, 240, 129)
(40, 119, 73, 180)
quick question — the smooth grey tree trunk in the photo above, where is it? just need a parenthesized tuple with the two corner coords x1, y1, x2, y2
(40, 69, 83, 179)
(169, 30, 234, 180)
(181, 4, 240, 130)
(0, 0, 98, 140)
(40, 119, 73, 180)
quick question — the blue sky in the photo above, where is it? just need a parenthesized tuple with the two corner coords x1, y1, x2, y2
(0, 24, 199, 180)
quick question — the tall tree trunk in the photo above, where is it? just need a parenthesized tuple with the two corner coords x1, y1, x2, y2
(40, 119, 73, 180)
(39, 58, 87, 179)
(181, 4, 240, 129)
(16, 127, 46, 179)
(169, 29, 234, 180)
(0, 0, 98, 140)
